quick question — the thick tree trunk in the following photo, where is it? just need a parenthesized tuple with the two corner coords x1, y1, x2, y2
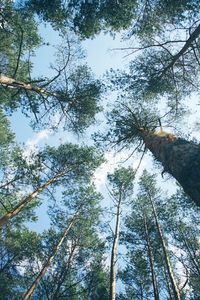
(143, 214, 160, 300)
(110, 191, 122, 300)
(23, 209, 80, 300)
(0, 171, 64, 227)
(148, 194, 181, 300)
(140, 130, 200, 207)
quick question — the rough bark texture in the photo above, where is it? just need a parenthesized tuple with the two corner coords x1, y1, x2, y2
(23, 210, 80, 300)
(110, 191, 122, 300)
(0, 171, 64, 227)
(143, 214, 160, 300)
(141, 130, 200, 207)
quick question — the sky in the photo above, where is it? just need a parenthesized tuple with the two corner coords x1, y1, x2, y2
(8, 21, 200, 234)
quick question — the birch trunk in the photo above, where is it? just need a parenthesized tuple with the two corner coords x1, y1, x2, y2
(23, 209, 80, 300)
(149, 195, 181, 300)
(143, 214, 160, 300)
(140, 130, 200, 207)
(109, 191, 122, 300)
(0, 171, 64, 227)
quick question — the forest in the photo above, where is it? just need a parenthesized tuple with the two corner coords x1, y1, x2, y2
(0, 0, 200, 299)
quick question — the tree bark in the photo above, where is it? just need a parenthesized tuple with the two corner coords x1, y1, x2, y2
(0, 74, 57, 97)
(140, 130, 200, 207)
(143, 214, 160, 300)
(148, 194, 181, 300)
(109, 190, 122, 300)
(161, 24, 200, 76)
(23, 209, 80, 300)
(52, 243, 77, 300)
(0, 171, 65, 227)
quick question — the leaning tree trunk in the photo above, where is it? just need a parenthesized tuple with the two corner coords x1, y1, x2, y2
(52, 243, 77, 300)
(140, 130, 200, 207)
(110, 190, 122, 300)
(0, 74, 57, 97)
(0, 171, 65, 227)
(23, 208, 81, 300)
(143, 214, 160, 300)
(149, 195, 181, 300)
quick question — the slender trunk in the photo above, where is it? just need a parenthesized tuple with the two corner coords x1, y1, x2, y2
(143, 214, 160, 300)
(178, 229, 200, 275)
(109, 191, 122, 300)
(164, 268, 173, 300)
(0, 171, 64, 227)
(161, 24, 200, 75)
(0, 74, 57, 98)
(149, 195, 181, 300)
(23, 209, 80, 300)
(52, 244, 76, 300)
(140, 130, 200, 207)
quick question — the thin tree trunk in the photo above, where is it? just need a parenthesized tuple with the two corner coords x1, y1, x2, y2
(164, 267, 173, 300)
(143, 214, 160, 300)
(140, 130, 200, 207)
(178, 228, 200, 276)
(23, 208, 81, 300)
(52, 243, 77, 300)
(0, 74, 57, 98)
(148, 194, 181, 300)
(109, 190, 122, 300)
(0, 171, 64, 227)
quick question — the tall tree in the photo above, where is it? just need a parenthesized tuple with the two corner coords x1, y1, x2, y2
(139, 171, 181, 300)
(0, 2, 102, 132)
(99, 101, 200, 207)
(107, 167, 135, 300)
(0, 143, 103, 226)
(23, 205, 81, 300)
(22, 183, 107, 299)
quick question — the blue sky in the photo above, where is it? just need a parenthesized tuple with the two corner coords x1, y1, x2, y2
(8, 21, 200, 234)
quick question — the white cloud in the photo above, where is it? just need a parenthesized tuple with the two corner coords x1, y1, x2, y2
(93, 150, 147, 192)
(23, 129, 52, 159)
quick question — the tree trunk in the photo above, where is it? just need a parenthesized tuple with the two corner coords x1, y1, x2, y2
(109, 191, 122, 300)
(178, 228, 200, 276)
(161, 24, 200, 76)
(148, 194, 181, 300)
(0, 74, 57, 97)
(0, 171, 64, 227)
(23, 209, 80, 300)
(143, 214, 160, 300)
(140, 130, 200, 207)
(52, 243, 77, 300)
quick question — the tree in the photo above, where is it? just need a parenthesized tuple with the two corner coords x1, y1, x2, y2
(0, 2, 102, 133)
(120, 171, 186, 300)
(98, 101, 200, 207)
(23, 205, 81, 300)
(0, 143, 103, 227)
(107, 167, 135, 300)
(139, 171, 181, 300)
(22, 183, 108, 299)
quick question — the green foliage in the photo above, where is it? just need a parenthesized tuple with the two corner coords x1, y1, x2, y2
(108, 166, 135, 198)
(0, 225, 42, 299)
